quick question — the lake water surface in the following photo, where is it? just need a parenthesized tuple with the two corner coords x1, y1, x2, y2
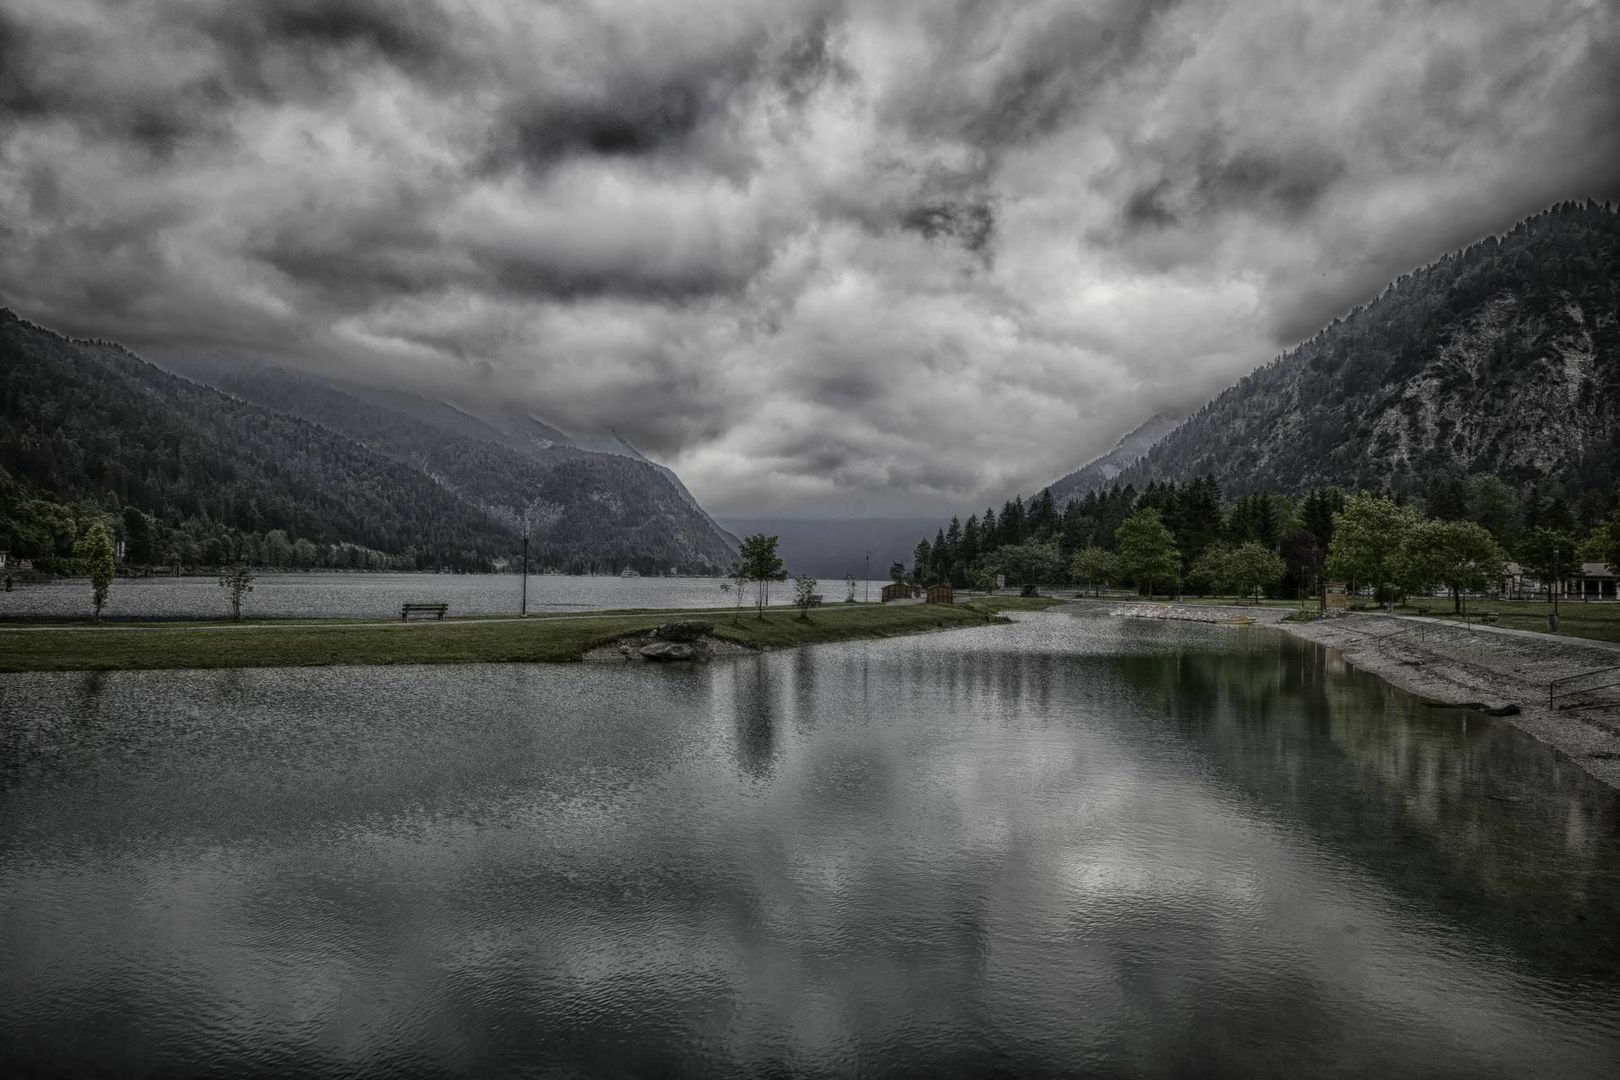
(2, 609, 1617, 1077)
(0, 573, 892, 620)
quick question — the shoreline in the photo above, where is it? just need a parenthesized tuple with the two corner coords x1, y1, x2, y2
(0, 597, 1060, 674)
(1093, 599, 1620, 791)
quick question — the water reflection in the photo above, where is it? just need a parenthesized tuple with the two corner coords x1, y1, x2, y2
(1, 613, 1617, 1077)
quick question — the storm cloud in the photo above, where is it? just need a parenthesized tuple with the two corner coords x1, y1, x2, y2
(2, 0, 1617, 516)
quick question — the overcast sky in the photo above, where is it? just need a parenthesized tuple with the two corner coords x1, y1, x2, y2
(3, 0, 1617, 517)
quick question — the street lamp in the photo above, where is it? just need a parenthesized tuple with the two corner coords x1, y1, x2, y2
(521, 532, 529, 617)
(864, 548, 871, 603)
(1549, 548, 1559, 634)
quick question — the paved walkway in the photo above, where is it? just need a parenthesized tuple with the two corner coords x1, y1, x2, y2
(0, 602, 903, 634)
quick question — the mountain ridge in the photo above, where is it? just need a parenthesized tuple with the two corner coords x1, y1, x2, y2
(0, 310, 738, 572)
(1084, 201, 1620, 516)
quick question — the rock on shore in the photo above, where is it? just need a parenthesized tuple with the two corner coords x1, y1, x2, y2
(584, 620, 753, 663)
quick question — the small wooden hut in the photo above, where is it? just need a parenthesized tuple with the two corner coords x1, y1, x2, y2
(925, 584, 954, 605)
(880, 582, 912, 603)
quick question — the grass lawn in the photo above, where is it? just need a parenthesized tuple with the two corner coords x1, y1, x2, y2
(0, 596, 1064, 673)
(1416, 600, 1620, 644)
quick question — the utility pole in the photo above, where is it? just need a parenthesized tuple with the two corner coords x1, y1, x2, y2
(521, 533, 529, 617)
(864, 549, 871, 603)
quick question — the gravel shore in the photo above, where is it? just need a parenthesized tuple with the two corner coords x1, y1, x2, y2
(1106, 601, 1620, 790)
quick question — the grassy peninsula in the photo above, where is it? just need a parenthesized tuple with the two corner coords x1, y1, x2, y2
(0, 597, 1062, 674)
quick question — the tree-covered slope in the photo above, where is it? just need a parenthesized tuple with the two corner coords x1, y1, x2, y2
(0, 311, 737, 572)
(1110, 201, 1620, 515)
(196, 363, 739, 573)
(1, 310, 523, 566)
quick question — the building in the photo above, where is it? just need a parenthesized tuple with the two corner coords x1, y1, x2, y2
(1568, 561, 1617, 600)
(925, 584, 954, 605)
(1500, 561, 1616, 600)
(881, 583, 913, 603)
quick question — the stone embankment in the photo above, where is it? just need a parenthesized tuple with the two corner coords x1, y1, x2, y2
(1096, 599, 1620, 788)
(1110, 603, 1281, 625)
(1276, 612, 1620, 788)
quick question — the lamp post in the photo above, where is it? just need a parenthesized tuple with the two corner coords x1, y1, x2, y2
(521, 533, 529, 617)
(1549, 548, 1559, 634)
(864, 549, 870, 603)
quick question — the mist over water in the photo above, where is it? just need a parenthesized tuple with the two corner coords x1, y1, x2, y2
(2, 610, 1617, 1077)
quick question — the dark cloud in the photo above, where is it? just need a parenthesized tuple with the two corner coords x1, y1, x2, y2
(1, 0, 1617, 516)
(900, 201, 995, 254)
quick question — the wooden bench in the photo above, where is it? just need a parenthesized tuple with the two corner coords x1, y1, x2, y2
(401, 603, 449, 621)
(808, 594, 823, 607)
(1480, 611, 1499, 624)
(1415, 606, 1431, 616)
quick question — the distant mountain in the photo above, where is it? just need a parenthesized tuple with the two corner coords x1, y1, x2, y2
(716, 517, 942, 579)
(0, 312, 737, 573)
(191, 361, 739, 573)
(1045, 412, 1183, 506)
(1100, 201, 1620, 512)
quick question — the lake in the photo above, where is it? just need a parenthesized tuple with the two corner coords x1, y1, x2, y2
(2, 609, 1617, 1077)
(0, 573, 895, 621)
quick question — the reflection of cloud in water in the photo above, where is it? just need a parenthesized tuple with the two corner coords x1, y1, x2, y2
(2, 616, 1618, 1075)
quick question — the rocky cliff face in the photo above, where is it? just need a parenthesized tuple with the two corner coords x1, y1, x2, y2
(1046, 412, 1184, 505)
(1108, 201, 1619, 509)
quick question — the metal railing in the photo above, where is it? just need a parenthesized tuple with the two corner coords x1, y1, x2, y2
(1549, 664, 1620, 711)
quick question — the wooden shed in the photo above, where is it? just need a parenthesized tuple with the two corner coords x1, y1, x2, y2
(880, 583, 912, 603)
(925, 584, 954, 605)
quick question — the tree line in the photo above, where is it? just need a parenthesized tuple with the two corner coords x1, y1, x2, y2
(1, 464, 426, 575)
(905, 473, 1620, 607)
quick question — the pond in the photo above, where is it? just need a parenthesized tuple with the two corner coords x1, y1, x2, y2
(0, 573, 893, 621)
(1, 610, 1616, 1077)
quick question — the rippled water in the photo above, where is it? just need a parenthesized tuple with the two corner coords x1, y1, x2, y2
(0, 573, 889, 620)
(2, 610, 1617, 1077)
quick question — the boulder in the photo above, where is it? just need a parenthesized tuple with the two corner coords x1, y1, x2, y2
(639, 641, 707, 662)
(651, 620, 714, 642)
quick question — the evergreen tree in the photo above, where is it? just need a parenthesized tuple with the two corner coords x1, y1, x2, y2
(913, 537, 933, 584)
(961, 514, 980, 569)
(1174, 475, 1224, 566)
(1029, 488, 1058, 540)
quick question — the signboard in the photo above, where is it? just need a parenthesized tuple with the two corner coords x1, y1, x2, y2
(995, 574, 1006, 590)
(1324, 582, 1348, 610)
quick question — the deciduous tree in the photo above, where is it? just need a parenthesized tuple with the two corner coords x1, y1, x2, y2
(738, 534, 785, 618)
(218, 562, 255, 621)
(1115, 509, 1181, 599)
(1394, 519, 1505, 614)
(1223, 541, 1287, 601)
(1068, 545, 1118, 597)
(76, 520, 116, 620)
(1326, 494, 1416, 605)
(983, 541, 1064, 587)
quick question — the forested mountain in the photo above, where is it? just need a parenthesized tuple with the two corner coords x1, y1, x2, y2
(1045, 412, 1183, 506)
(0, 311, 737, 573)
(1107, 201, 1620, 518)
(899, 200, 1619, 595)
(202, 362, 738, 573)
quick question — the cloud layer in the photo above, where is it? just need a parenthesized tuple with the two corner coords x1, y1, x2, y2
(3, 0, 1617, 515)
